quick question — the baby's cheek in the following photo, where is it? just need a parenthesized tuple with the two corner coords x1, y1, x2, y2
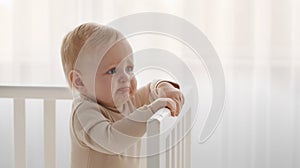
(130, 77, 137, 95)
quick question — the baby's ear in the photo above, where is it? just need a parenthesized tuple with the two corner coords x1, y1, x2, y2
(69, 70, 86, 93)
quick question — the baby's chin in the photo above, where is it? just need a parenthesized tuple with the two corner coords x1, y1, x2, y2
(113, 93, 131, 106)
(111, 88, 135, 106)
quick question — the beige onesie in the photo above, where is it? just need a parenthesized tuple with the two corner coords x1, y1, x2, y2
(70, 80, 178, 168)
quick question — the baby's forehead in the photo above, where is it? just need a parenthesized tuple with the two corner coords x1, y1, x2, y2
(82, 37, 131, 58)
(100, 44, 134, 66)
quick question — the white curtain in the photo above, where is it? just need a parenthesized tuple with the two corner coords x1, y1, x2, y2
(0, 0, 299, 168)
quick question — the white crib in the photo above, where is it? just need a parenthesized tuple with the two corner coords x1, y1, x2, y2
(0, 86, 191, 168)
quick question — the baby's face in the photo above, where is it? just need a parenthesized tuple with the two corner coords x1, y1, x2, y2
(93, 40, 137, 107)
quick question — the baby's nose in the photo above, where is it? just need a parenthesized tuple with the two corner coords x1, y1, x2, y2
(118, 70, 131, 82)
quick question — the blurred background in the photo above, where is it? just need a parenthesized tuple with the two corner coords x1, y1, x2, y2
(0, 0, 299, 168)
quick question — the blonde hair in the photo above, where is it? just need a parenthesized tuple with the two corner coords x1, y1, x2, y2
(60, 23, 123, 87)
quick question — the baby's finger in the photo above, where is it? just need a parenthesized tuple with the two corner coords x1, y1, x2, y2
(149, 98, 176, 114)
(174, 99, 181, 116)
(180, 94, 185, 105)
(164, 98, 177, 116)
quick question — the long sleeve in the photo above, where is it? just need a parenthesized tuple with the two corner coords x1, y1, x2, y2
(130, 79, 180, 108)
(72, 99, 153, 155)
(71, 79, 180, 155)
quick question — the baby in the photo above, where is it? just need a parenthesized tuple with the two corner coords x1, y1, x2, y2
(61, 23, 184, 168)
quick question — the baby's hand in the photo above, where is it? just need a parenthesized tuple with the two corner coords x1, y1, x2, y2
(155, 82, 184, 116)
(148, 98, 177, 116)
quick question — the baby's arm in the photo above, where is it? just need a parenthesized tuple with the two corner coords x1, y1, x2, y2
(131, 80, 184, 116)
(72, 97, 174, 155)
(72, 80, 184, 155)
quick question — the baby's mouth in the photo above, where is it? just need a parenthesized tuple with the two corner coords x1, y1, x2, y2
(116, 86, 130, 94)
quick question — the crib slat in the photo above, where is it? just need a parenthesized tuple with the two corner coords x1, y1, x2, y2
(44, 100, 56, 168)
(177, 121, 182, 168)
(146, 118, 160, 168)
(184, 108, 191, 168)
(147, 108, 192, 168)
(180, 120, 184, 168)
(171, 129, 176, 168)
(166, 136, 170, 168)
(14, 98, 26, 168)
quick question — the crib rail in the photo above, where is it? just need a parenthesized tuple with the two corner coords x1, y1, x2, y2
(147, 107, 191, 168)
(0, 86, 72, 99)
(0, 86, 190, 168)
(0, 86, 72, 168)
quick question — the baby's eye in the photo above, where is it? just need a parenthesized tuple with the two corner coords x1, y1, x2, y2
(126, 66, 134, 73)
(107, 68, 116, 74)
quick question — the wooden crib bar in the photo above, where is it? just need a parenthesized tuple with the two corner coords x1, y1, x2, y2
(14, 98, 26, 168)
(147, 107, 191, 168)
(0, 86, 190, 168)
(0, 86, 72, 168)
(0, 86, 72, 99)
(44, 100, 56, 168)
